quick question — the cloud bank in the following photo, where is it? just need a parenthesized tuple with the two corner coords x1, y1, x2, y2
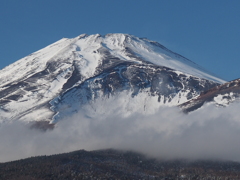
(0, 95, 240, 162)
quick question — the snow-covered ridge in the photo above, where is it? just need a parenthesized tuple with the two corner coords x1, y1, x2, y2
(0, 38, 74, 87)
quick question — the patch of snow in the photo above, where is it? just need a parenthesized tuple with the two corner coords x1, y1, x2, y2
(214, 93, 236, 106)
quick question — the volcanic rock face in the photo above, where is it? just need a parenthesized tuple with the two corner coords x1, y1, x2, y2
(180, 78, 240, 113)
(50, 62, 220, 122)
(0, 34, 224, 123)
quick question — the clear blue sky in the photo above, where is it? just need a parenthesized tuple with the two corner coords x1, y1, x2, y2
(1, 0, 239, 81)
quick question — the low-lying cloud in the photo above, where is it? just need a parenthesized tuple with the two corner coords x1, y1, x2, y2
(1, 95, 240, 162)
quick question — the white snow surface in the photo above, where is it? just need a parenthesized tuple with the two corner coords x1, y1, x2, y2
(0, 38, 74, 86)
(213, 92, 237, 106)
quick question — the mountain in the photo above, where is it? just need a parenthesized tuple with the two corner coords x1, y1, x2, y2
(0, 33, 224, 123)
(180, 78, 240, 113)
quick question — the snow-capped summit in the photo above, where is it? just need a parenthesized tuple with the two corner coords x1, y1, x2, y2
(0, 33, 224, 123)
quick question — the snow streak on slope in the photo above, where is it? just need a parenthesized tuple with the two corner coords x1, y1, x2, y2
(0, 38, 73, 86)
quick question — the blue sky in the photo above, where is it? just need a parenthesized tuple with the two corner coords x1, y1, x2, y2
(0, 0, 239, 81)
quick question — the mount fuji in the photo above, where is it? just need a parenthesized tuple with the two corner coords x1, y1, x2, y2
(0, 33, 226, 124)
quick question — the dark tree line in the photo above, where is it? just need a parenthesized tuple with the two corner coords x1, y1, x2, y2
(1, 149, 240, 180)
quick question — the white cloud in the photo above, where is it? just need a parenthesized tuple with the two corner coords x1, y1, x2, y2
(0, 95, 240, 162)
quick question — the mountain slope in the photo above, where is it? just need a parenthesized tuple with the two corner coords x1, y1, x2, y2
(0, 34, 224, 123)
(180, 78, 240, 113)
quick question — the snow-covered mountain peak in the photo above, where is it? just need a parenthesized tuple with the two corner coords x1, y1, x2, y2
(0, 33, 225, 123)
